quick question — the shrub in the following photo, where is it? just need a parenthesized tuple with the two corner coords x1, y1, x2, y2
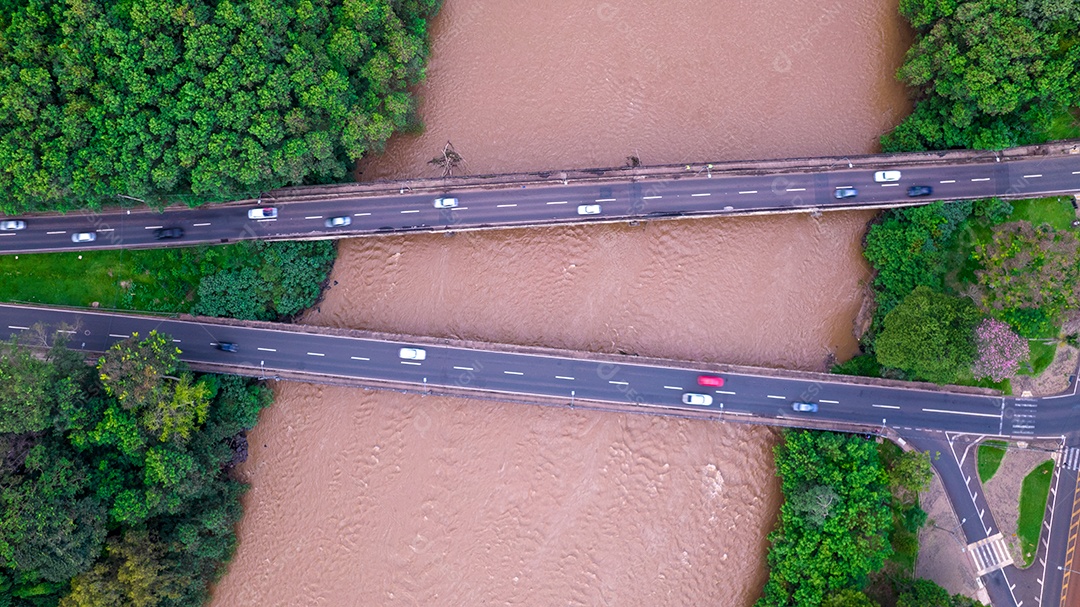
(971, 318, 1031, 381)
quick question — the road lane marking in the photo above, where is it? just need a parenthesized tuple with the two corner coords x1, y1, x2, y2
(258, 347, 277, 352)
(6, 325, 28, 330)
(921, 408, 1000, 418)
(836, 185, 854, 189)
(872, 404, 900, 409)
(881, 183, 900, 187)
(725, 411, 752, 416)
(144, 225, 163, 229)
(546, 201, 568, 205)
(0, 233, 14, 237)
(98, 228, 114, 232)
(766, 395, 786, 400)
(306, 352, 325, 357)
(643, 196, 663, 200)
(305, 216, 323, 220)
(353, 213, 371, 217)
(596, 198, 616, 202)
(256, 218, 276, 222)
(1023, 174, 1043, 178)
(738, 190, 758, 194)
(193, 222, 211, 226)
(663, 386, 683, 390)
(716, 390, 736, 395)
(401, 361, 422, 366)
(940, 180, 956, 184)
(400, 210, 420, 214)
(820, 399, 839, 404)
(350, 356, 370, 361)
(497, 204, 517, 208)
(503, 370, 524, 375)
(785, 188, 806, 192)
(46, 231, 66, 235)
(1074, 171, 1080, 175)
(453, 366, 474, 371)
(691, 192, 711, 197)
(556, 376, 575, 380)
(972, 177, 991, 182)
(455, 207, 468, 210)
(608, 380, 629, 385)
(108, 333, 129, 338)
(172, 339, 181, 343)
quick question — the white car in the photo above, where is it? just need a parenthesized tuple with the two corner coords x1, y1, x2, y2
(398, 347, 427, 361)
(577, 204, 601, 215)
(325, 216, 351, 227)
(434, 197, 458, 209)
(874, 170, 902, 182)
(247, 207, 278, 219)
(71, 232, 96, 243)
(682, 393, 714, 406)
(0, 220, 26, 230)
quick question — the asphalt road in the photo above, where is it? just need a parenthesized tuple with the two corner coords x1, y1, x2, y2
(2, 155, 1079, 254)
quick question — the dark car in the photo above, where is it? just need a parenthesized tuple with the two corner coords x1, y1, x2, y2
(154, 227, 184, 240)
(215, 342, 238, 352)
(907, 186, 933, 197)
(834, 188, 858, 199)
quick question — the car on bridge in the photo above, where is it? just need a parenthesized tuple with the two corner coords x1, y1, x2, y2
(399, 347, 427, 360)
(325, 216, 351, 227)
(697, 375, 724, 387)
(0, 220, 26, 231)
(792, 402, 818, 413)
(215, 342, 238, 352)
(154, 227, 184, 240)
(71, 232, 96, 243)
(834, 188, 858, 199)
(682, 393, 713, 406)
(874, 170, 901, 182)
(907, 185, 933, 197)
(434, 197, 458, 209)
(577, 204, 601, 215)
(248, 207, 278, 220)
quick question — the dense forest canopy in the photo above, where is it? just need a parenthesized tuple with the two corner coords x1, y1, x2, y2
(0, 0, 441, 213)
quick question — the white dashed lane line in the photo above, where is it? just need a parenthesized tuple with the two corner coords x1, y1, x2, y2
(497, 204, 517, 208)
(786, 188, 806, 192)
(47, 231, 66, 235)
(453, 366, 474, 371)
(258, 347, 277, 352)
(766, 395, 786, 400)
(144, 225, 163, 229)
(939, 180, 956, 184)
(546, 201, 568, 205)
(401, 361, 422, 366)
(643, 196, 663, 200)
(609, 380, 629, 385)
(351, 356, 370, 361)
(820, 399, 839, 404)
(400, 210, 420, 214)
(738, 190, 758, 194)
(691, 192, 711, 197)
(1023, 174, 1042, 178)
(556, 376, 575, 380)
(193, 222, 212, 226)
(596, 198, 616, 202)
(881, 183, 899, 187)
(716, 390, 736, 395)
(109, 334, 129, 338)
(305, 216, 323, 220)
(353, 213, 371, 217)
(663, 386, 683, 390)
(306, 352, 325, 357)
(7, 325, 29, 330)
(98, 228, 114, 232)
(504, 371, 524, 376)
(972, 177, 991, 182)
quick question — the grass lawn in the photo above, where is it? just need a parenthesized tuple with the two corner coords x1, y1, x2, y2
(1010, 196, 1077, 231)
(1023, 341, 1058, 377)
(0, 250, 135, 309)
(1042, 106, 1080, 141)
(977, 440, 1008, 483)
(1017, 459, 1055, 567)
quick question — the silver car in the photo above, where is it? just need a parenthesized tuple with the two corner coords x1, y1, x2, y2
(0, 220, 26, 231)
(71, 232, 96, 243)
(577, 204, 601, 215)
(325, 216, 351, 227)
(398, 347, 427, 360)
(247, 207, 278, 219)
(434, 197, 458, 209)
(792, 402, 818, 413)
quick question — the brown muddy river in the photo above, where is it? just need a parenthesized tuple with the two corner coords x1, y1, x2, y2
(211, 0, 912, 605)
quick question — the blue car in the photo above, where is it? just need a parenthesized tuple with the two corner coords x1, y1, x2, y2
(834, 188, 858, 199)
(792, 402, 818, 413)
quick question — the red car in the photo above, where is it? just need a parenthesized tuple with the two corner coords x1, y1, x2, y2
(697, 375, 724, 387)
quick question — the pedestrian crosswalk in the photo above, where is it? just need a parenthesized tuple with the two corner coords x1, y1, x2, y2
(968, 533, 1014, 575)
(1065, 447, 1080, 471)
(1009, 400, 1038, 436)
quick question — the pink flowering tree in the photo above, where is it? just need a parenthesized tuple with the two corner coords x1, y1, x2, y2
(971, 318, 1031, 382)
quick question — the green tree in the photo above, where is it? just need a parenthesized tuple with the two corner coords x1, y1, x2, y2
(823, 588, 880, 607)
(875, 287, 980, 384)
(888, 450, 935, 499)
(897, 578, 986, 607)
(973, 220, 1080, 320)
(61, 530, 183, 607)
(0, 339, 53, 434)
(97, 331, 181, 410)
